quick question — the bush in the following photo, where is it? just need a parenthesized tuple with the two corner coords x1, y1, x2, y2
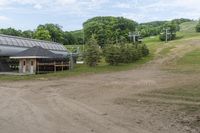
(120, 45, 140, 63)
(104, 45, 121, 65)
(159, 33, 176, 41)
(196, 23, 200, 32)
(104, 44, 149, 65)
(84, 36, 101, 67)
(139, 44, 149, 57)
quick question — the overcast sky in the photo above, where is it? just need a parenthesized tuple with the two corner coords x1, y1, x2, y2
(0, 0, 199, 31)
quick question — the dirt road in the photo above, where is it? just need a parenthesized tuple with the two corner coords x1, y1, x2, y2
(0, 40, 199, 133)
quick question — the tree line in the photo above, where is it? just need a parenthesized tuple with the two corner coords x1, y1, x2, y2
(0, 24, 82, 45)
(0, 17, 193, 46)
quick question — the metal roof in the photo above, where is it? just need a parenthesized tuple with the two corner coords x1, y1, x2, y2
(0, 34, 67, 52)
(10, 46, 64, 59)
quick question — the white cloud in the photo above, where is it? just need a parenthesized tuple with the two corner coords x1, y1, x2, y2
(114, 3, 131, 9)
(0, 0, 10, 8)
(0, 16, 10, 21)
(34, 4, 42, 9)
(56, 0, 77, 6)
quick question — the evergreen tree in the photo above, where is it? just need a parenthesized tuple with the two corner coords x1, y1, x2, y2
(84, 36, 101, 67)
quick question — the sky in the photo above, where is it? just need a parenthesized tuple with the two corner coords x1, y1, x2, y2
(0, 0, 199, 31)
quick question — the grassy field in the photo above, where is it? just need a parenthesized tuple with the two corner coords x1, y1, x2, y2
(0, 55, 152, 81)
(1, 21, 200, 81)
(161, 48, 200, 74)
(179, 21, 198, 33)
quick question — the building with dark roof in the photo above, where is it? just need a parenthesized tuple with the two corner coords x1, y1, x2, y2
(0, 34, 68, 56)
(0, 34, 70, 74)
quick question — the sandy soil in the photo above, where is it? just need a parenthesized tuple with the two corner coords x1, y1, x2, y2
(0, 40, 200, 133)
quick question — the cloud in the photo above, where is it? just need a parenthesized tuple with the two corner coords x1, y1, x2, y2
(0, 16, 10, 21)
(114, 3, 131, 9)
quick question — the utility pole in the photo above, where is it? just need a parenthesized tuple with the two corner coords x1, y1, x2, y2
(82, 30, 85, 52)
(164, 28, 170, 43)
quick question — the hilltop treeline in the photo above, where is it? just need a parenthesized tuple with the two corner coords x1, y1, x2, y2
(0, 24, 82, 45)
(0, 17, 192, 45)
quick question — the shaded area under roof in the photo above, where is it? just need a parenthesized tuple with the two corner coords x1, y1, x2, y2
(10, 46, 64, 59)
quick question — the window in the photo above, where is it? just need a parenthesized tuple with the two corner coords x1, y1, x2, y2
(23, 61, 26, 66)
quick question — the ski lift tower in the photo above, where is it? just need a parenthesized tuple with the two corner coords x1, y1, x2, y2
(128, 31, 140, 44)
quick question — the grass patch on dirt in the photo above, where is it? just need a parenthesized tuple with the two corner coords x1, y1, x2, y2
(166, 49, 200, 73)
(137, 82, 200, 109)
(177, 49, 200, 65)
(158, 45, 176, 56)
(153, 84, 200, 99)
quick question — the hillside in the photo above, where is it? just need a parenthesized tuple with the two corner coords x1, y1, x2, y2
(179, 21, 198, 33)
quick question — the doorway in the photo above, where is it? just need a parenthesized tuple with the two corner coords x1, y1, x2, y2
(22, 60, 26, 73)
(30, 60, 34, 74)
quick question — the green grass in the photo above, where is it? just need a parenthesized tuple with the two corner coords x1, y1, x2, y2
(158, 45, 176, 56)
(143, 36, 164, 55)
(138, 83, 200, 105)
(167, 49, 200, 73)
(177, 50, 200, 65)
(179, 21, 198, 33)
(153, 84, 200, 98)
(0, 55, 152, 81)
(3, 22, 200, 81)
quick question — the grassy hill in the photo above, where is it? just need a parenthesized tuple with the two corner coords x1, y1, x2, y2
(179, 21, 198, 33)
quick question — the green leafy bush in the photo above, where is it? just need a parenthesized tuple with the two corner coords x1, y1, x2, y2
(159, 33, 176, 41)
(104, 44, 149, 65)
(159, 22, 178, 41)
(139, 44, 150, 57)
(196, 23, 200, 32)
(84, 36, 101, 67)
(104, 45, 121, 65)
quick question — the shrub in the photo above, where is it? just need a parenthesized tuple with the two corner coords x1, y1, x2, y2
(139, 44, 149, 57)
(104, 44, 149, 65)
(104, 45, 121, 65)
(84, 36, 101, 67)
(196, 23, 200, 32)
(120, 45, 133, 63)
(159, 32, 176, 41)
(121, 45, 140, 63)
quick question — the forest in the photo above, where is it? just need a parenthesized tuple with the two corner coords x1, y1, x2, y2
(0, 17, 193, 46)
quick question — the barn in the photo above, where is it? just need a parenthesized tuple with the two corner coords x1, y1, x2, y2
(0, 34, 71, 74)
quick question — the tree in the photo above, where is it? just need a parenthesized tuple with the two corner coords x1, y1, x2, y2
(63, 31, 76, 45)
(83, 16, 138, 47)
(159, 22, 179, 41)
(34, 29, 51, 41)
(84, 36, 101, 67)
(36, 24, 64, 43)
(70, 30, 84, 45)
(104, 45, 121, 65)
(22, 30, 34, 38)
(196, 20, 200, 32)
(0, 28, 22, 36)
(104, 43, 149, 65)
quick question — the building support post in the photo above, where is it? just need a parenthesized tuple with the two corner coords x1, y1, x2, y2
(70, 53, 74, 70)
(62, 61, 63, 71)
(37, 61, 39, 74)
(54, 61, 56, 72)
